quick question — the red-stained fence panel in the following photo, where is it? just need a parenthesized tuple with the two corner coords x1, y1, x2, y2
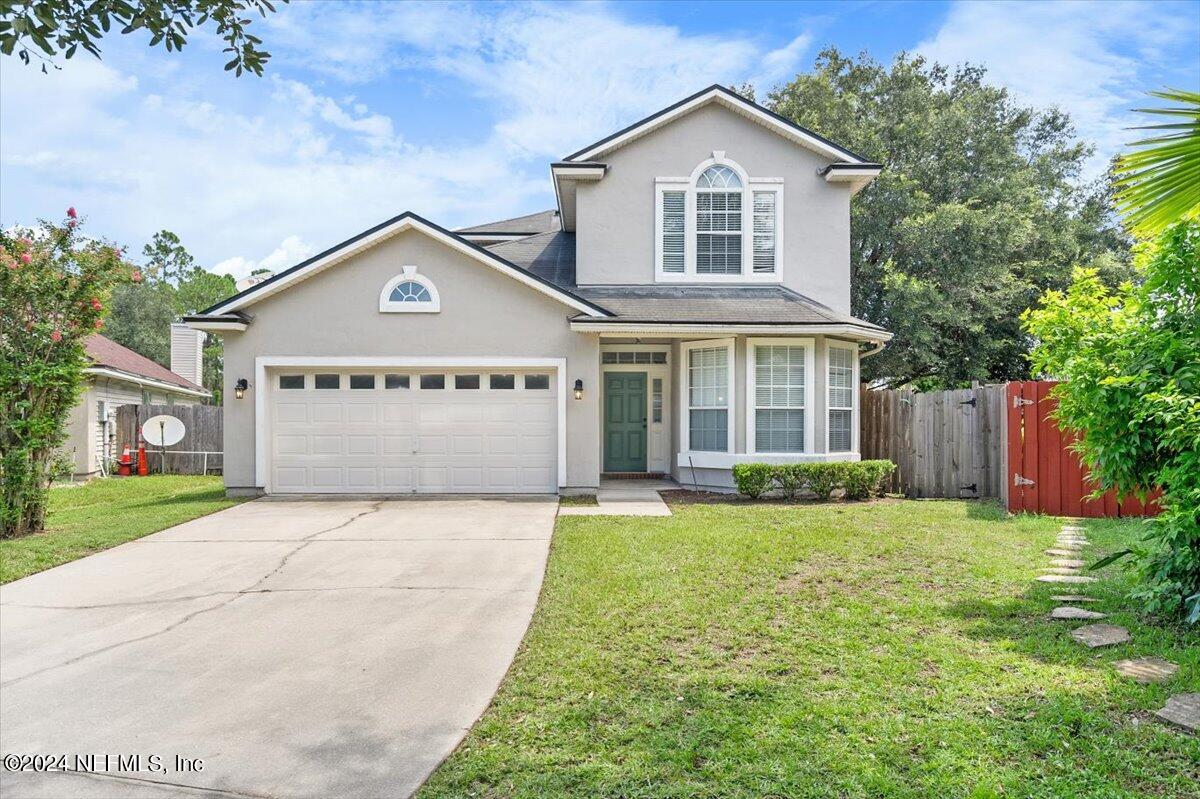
(1005, 381, 1159, 518)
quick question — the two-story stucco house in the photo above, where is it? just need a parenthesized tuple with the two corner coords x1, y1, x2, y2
(185, 86, 891, 496)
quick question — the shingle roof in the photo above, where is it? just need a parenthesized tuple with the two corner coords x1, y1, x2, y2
(570, 285, 886, 330)
(485, 231, 576, 288)
(84, 334, 206, 393)
(457, 209, 561, 235)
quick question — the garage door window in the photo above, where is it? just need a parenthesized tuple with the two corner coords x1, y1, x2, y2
(384, 374, 409, 390)
(350, 374, 376, 389)
(525, 374, 550, 390)
(490, 374, 515, 389)
(279, 375, 305, 389)
(315, 374, 340, 390)
(420, 374, 445, 389)
(455, 374, 481, 390)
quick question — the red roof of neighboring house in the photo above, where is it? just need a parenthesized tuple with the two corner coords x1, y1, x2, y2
(84, 334, 206, 393)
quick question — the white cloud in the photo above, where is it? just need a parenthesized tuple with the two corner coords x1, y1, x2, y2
(918, 0, 1194, 176)
(1, 2, 814, 275)
(211, 235, 315, 280)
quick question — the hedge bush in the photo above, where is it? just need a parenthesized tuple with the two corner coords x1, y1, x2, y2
(731, 460, 896, 502)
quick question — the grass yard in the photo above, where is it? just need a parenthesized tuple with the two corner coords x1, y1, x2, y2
(0, 476, 243, 584)
(420, 498, 1199, 799)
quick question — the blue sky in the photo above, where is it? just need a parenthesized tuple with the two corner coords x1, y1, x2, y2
(2, 0, 1197, 278)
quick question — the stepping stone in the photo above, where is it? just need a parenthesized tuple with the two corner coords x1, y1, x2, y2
(1153, 694, 1199, 734)
(1070, 623, 1130, 648)
(1114, 657, 1179, 684)
(1049, 606, 1106, 620)
(1037, 574, 1097, 584)
(1045, 548, 1082, 556)
(1051, 558, 1086, 568)
(1050, 594, 1099, 603)
(1061, 525, 1086, 532)
(1057, 537, 1089, 544)
(1042, 567, 1083, 575)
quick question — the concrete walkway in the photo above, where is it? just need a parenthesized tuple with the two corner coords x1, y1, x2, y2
(0, 497, 556, 799)
(558, 479, 674, 517)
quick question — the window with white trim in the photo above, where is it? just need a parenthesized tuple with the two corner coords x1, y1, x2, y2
(828, 345, 855, 452)
(754, 345, 806, 452)
(379, 265, 440, 313)
(655, 155, 781, 283)
(688, 346, 729, 451)
(696, 166, 742, 275)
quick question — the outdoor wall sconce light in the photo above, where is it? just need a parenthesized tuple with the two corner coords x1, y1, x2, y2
(573, 379, 584, 400)
(234, 378, 249, 399)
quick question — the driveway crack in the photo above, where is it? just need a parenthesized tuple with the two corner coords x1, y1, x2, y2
(1, 502, 385, 688)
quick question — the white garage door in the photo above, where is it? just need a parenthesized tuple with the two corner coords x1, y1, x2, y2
(268, 368, 557, 494)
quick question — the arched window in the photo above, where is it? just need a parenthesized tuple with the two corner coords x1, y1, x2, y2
(379, 266, 440, 313)
(695, 165, 743, 275)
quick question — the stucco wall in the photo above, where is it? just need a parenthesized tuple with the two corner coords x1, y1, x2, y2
(219, 228, 601, 492)
(574, 103, 853, 313)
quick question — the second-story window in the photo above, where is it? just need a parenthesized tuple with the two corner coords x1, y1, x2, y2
(655, 155, 781, 283)
(696, 165, 743, 275)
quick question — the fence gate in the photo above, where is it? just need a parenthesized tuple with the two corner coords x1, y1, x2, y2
(1005, 381, 1158, 517)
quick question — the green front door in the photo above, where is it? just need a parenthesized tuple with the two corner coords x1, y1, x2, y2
(604, 372, 647, 472)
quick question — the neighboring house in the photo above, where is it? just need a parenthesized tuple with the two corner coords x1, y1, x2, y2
(185, 86, 891, 496)
(63, 326, 210, 476)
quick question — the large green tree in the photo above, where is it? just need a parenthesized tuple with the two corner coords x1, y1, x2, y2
(766, 49, 1130, 388)
(105, 230, 234, 400)
(0, 0, 282, 75)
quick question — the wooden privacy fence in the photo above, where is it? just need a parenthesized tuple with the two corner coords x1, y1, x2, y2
(115, 403, 223, 475)
(1005, 381, 1159, 517)
(860, 384, 1007, 499)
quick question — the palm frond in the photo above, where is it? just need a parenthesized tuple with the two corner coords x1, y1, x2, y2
(1113, 89, 1200, 236)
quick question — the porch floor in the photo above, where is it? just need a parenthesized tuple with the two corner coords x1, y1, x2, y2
(559, 478, 676, 517)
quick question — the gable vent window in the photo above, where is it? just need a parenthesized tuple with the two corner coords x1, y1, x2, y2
(696, 166, 742, 275)
(752, 191, 776, 274)
(660, 191, 685, 273)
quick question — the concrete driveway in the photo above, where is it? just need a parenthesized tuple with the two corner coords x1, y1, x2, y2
(0, 497, 556, 799)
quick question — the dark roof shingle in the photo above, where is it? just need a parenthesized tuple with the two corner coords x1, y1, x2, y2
(458, 209, 561, 235)
(84, 334, 206, 393)
(485, 231, 576, 288)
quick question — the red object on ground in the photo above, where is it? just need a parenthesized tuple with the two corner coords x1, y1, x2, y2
(136, 442, 149, 476)
(1006, 380, 1160, 517)
(117, 444, 132, 477)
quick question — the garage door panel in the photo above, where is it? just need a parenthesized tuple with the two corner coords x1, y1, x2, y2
(270, 368, 556, 494)
(347, 435, 377, 456)
(311, 404, 342, 423)
(311, 436, 341, 456)
(346, 404, 378, 424)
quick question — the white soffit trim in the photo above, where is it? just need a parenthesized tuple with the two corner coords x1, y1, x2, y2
(569, 321, 893, 341)
(567, 87, 867, 164)
(185, 320, 247, 332)
(84, 367, 210, 398)
(207, 215, 607, 318)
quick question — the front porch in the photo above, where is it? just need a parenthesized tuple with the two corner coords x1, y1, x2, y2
(592, 333, 881, 491)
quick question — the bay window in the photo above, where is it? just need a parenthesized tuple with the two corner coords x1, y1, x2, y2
(746, 338, 815, 455)
(684, 342, 731, 452)
(828, 344, 856, 452)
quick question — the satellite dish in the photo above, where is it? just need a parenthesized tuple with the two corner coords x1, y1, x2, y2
(142, 414, 186, 447)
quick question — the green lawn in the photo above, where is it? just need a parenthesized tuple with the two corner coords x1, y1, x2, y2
(0, 476, 244, 584)
(420, 498, 1199, 799)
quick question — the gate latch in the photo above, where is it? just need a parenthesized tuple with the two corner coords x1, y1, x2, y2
(1013, 474, 1035, 487)
(1012, 396, 1034, 408)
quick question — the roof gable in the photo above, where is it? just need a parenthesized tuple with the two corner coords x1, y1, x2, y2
(84, 334, 207, 393)
(563, 85, 873, 165)
(202, 213, 609, 317)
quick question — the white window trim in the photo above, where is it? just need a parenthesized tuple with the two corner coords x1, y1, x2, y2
(678, 338, 736, 457)
(826, 341, 860, 454)
(744, 337, 815, 456)
(379, 265, 440, 313)
(654, 153, 783, 284)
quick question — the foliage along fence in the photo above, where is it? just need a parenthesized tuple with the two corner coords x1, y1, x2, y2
(859, 384, 1007, 500)
(115, 403, 223, 475)
(1005, 381, 1160, 517)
